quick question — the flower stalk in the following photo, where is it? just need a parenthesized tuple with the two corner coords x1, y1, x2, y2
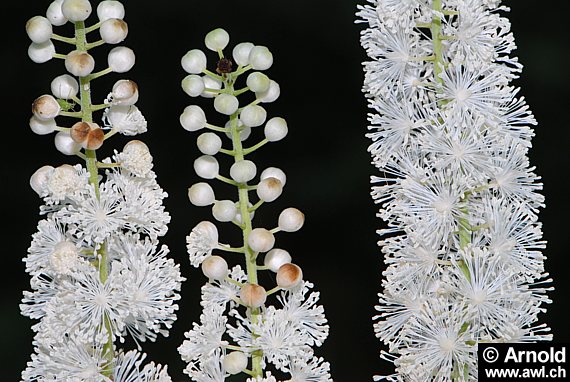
(180, 28, 331, 381)
(22, 1, 182, 380)
(358, 0, 553, 380)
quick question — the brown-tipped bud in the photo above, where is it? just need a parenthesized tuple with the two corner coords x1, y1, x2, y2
(100, 18, 129, 44)
(240, 283, 267, 308)
(32, 95, 60, 120)
(84, 127, 105, 150)
(112, 79, 139, 105)
(65, 50, 95, 77)
(276, 263, 303, 289)
(70, 121, 92, 143)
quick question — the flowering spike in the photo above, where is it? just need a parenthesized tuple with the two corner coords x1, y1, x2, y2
(21, 1, 183, 380)
(358, 0, 551, 380)
(179, 28, 332, 381)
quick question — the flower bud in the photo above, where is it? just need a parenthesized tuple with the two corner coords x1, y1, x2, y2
(201, 75, 222, 98)
(29, 116, 56, 135)
(264, 249, 292, 272)
(205, 28, 230, 51)
(276, 263, 303, 289)
(26, 16, 53, 44)
(257, 177, 283, 202)
(223, 351, 248, 375)
(180, 105, 207, 132)
(240, 284, 267, 308)
(234, 202, 255, 225)
(51, 74, 79, 100)
(188, 183, 215, 207)
(257, 80, 280, 103)
(30, 165, 54, 196)
(201, 255, 228, 280)
(264, 117, 288, 142)
(240, 105, 267, 127)
(260, 167, 287, 186)
(182, 49, 207, 74)
(100, 18, 128, 44)
(70, 121, 104, 150)
(214, 94, 239, 115)
(194, 155, 219, 179)
(32, 95, 60, 120)
(278, 208, 305, 232)
(28, 41, 55, 63)
(182, 75, 205, 97)
(232, 42, 254, 66)
(197, 132, 222, 155)
(212, 200, 237, 222)
(230, 160, 256, 183)
(97, 0, 125, 21)
(246, 72, 270, 93)
(46, 0, 67, 26)
(248, 228, 275, 253)
(225, 120, 251, 141)
(65, 50, 95, 77)
(61, 0, 92, 22)
(84, 128, 105, 150)
(54, 131, 81, 155)
(70, 121, 93, 143)
(248, 46, 273, 70)
(111, 79, 139, 105)
(108, 46, 135, 73)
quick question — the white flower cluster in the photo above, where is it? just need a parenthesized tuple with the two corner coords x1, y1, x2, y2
(179, 28, 331, 381)
(22, 1, 183, 380)
(358, 0, 552, 380)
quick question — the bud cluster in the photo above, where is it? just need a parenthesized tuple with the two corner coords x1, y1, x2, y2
(179, 28, 331, 381)
(22, 1, 182, 380)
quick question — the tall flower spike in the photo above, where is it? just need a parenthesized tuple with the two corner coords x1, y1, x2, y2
(357, 1, 552, 380)
(179, 28, 332, 381)
(22, 1, 184, 380)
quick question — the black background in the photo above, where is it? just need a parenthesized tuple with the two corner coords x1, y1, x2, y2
(1, 1, 569, 380)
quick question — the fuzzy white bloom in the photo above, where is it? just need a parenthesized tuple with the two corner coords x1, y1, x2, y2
(358, 0, 551, 380)
(179, 28, 330, 381)
(22, 2, 178, 380)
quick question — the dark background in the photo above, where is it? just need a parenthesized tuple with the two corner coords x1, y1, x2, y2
(1, 1, 569, 380)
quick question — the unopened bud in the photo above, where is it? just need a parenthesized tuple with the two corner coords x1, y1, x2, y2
(61, 0, 92, 22)
(248, 228, 275, 253)
(257, 177, 283, 202)
(276, 263, 303, 289)
(111, 79, 139, 105)
(32, 95, 60, 120)
(201, 255, 229, 280)
(65, 50, 95, 77)
(240, 283, 267, 308)
(278, 208, 305, 232)
(100, 18, 128, 44)
(264, 249, 292, 273)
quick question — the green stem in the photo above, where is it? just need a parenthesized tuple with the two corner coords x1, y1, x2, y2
(431, 0, 444, 88)
(226, 78, 263, 378)
(75, 20, 115, 375)
(51, 33, 76, 44)
(431, 2, 472, 380)
(243, 139, 269, 155)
